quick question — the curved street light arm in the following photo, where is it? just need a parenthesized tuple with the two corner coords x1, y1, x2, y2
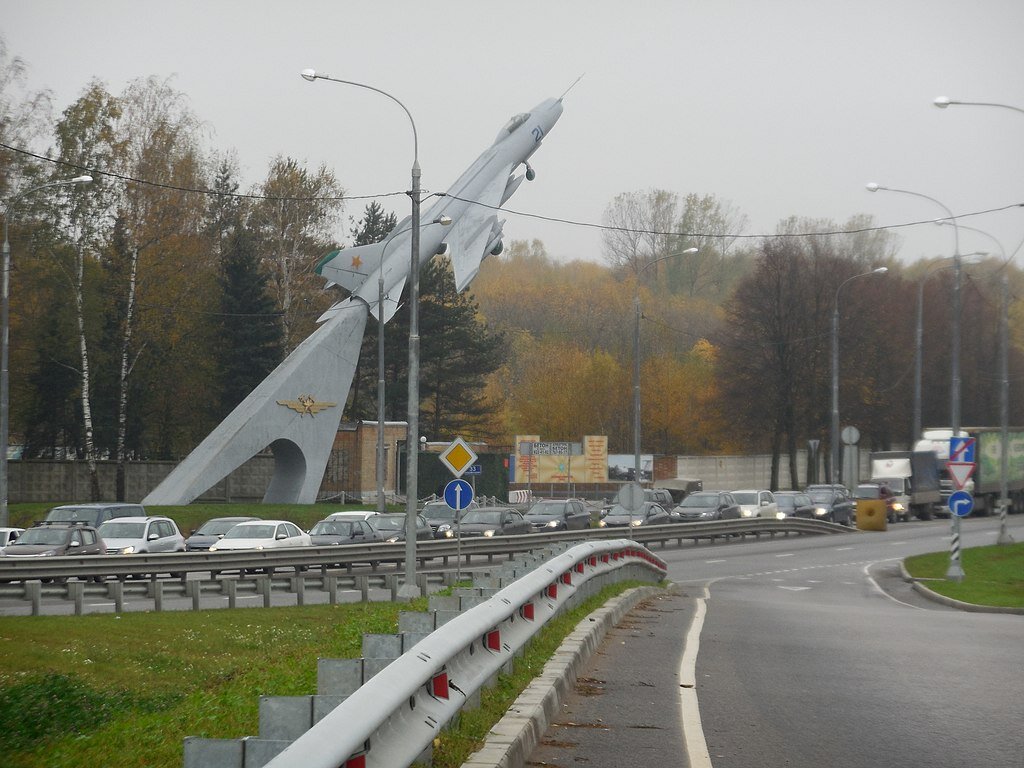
(934, 97, 1024, 117)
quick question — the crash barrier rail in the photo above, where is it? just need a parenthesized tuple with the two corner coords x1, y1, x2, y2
(0, 517, 847, 590)
(182, 539, 667, 768)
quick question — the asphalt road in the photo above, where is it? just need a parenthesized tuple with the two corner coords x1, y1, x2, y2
(528, 515, 1024, 767)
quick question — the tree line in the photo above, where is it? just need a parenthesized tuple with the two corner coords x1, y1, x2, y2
(3, 42, 1022, 495)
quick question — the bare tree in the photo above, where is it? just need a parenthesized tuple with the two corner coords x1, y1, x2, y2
(601, 188, 679, 281)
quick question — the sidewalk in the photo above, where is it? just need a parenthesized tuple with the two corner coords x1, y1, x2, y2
(463, 586, 699, 767)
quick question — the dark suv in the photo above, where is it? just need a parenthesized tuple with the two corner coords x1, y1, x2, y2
(523, 499, 591, 531)
(43, 503, 146, 528)
(803, 485, 855, 526)
(4, 524, 105, 558)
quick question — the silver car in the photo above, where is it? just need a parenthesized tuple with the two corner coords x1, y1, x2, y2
(97, 516, 186, 555)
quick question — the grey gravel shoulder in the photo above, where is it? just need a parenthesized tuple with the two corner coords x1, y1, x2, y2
(459, 583, 672, 768)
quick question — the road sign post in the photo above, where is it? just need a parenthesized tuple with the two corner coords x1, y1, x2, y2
(946, 437, 976, 582)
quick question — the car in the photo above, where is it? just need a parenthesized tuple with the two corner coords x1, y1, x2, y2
(3, 524, 105, 558)
(42, 502, 146, 528)
(731, 489, 778, 519)
(97, 516, 186, 555)
(185, 516, 261, 551)
(457, 506, 531, 537)
(0, 527, 25, 550)
(600, 501, 671, 528)
(421, 499, 477, 538)
(308, 517, 381, 546)
(324, 510, 380, 522)
(209, 520, 312, 551)
(771, 491, 816, 520)
(644, 488, 676, 510)
(671, 491, 740, 521)
(367, 513, 432, 543)
(803, 485, 855, 525)
(523, 499, 591, 532)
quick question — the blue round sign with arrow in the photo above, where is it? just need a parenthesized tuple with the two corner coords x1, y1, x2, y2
(948, 490, 974, 518)
(444, 478, 474, 511)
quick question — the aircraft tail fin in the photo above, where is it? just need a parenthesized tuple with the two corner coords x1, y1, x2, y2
(315, 242, 384, 293)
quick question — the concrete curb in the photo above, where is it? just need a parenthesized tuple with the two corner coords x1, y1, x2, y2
(460, 584, 668, 768)
(899, 561, 1024, 615)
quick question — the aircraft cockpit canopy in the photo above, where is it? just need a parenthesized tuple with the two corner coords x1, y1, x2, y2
(495, 112, 530, 144)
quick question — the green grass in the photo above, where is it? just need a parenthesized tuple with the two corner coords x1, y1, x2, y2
(8, 501, 397, 536)
(0, 599, 425, 768)
(904, 542, 1024, 608)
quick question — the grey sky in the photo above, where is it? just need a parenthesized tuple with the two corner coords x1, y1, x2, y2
(5, 0, 1024, 265)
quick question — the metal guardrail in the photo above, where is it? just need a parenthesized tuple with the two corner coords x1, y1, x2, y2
(0, 517, 847, 589)
(245, 539, 665, 768)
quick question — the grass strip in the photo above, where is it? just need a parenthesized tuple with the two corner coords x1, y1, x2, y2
(904, 541, 1024, 608)
(427, 580, 656, 768)
(1, 599, 424, 768)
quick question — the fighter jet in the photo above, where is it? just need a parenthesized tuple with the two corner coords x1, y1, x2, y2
(314, 96, 564, 323)
(142, 94, 564, 506)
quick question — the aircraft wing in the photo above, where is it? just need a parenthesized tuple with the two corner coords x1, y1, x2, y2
(444, 163, 513, 292)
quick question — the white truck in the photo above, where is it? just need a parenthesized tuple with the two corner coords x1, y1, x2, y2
(868, 451, 942, 521)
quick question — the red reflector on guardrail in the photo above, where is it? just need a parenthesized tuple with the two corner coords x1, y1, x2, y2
(486, 630, 501, 651)
(560, 571, 572, 585)
(431, 671, 449, 699)
(546, 583, 557, 599)
(345, 755, 366, 768)
(575, 562, 585, 574)
(521, 601, 535, 620)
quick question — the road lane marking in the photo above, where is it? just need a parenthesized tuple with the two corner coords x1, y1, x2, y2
(678, 588, 712, 768)
(862, 561, 922, 610)
(779, 586, 811, 591)
(704, 559, 726, 564)
(775, 553, 795, 558)
(836, 546, 854, 551)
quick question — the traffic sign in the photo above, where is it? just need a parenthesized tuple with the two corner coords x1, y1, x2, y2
(947, 462, 975, 490)
(948, 490, 974, 518)
(949, 436, 976, 464)
(617, 482, 644, 513)
(439, 436, 478, 478)
(444, 479, 474, 510)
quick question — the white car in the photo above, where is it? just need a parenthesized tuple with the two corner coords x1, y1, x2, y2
(324, 510, 379, 522)
(0, 527, 25, 551)
(97, 516, 186, 554)
(732, 489, 778, 519)
(208, 520, 311, 551)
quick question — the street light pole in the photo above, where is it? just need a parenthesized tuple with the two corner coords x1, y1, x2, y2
(301, 69, 423, 599)
(1, 175, 92, 528)
(632, 247, 698, 483)
(830, 267, 887, 486)
(866, 182, 964, 579)
(933, 97, 1024, 117)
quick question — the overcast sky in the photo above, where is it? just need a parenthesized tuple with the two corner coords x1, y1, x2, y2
(5, 0, 1024, 266)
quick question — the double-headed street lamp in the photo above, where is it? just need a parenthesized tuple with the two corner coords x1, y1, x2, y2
(830, 267, 887, 485)
(301, 69, 424, 599)
(371, 214, 451, 514)
(632, 247, 698, 482)
(867, 182, 965, 579)
(1, 175, 93, 528)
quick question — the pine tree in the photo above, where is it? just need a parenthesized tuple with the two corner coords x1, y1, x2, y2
(218, 223, 283, 414)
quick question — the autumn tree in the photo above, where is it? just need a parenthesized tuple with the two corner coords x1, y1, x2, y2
(253, 156, 344, 351)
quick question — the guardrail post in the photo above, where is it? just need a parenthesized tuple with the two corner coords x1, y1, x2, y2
(107, 581, 124, 613)
(416, 573, 427, 597)
(26, 581, 42, 615)
(224, 578, 237, 609)
(388, 574, 398, 601)
(68, 581, 85, 615)
(256, 575, 271, 608)
(326, 575, 338, 605)
(151, 580, 164, 612)
(292, 575, 306, 606)
(356, 575, 369, 602)
(187, 580, 202, 612)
